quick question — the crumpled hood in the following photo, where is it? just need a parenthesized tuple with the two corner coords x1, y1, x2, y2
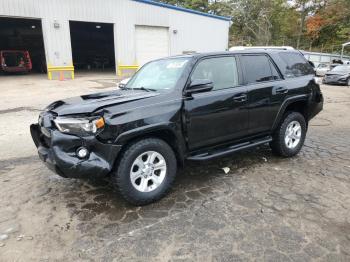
(46, 89, 160, 116)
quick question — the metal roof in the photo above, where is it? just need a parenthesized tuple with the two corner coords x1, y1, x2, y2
(132, 0, 232, 21)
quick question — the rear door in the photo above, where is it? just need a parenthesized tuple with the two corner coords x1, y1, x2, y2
(184, 55, 249, 150)
(239, 54, 286, 134)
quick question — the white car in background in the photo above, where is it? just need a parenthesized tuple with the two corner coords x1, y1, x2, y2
(315, 63, 330, 76)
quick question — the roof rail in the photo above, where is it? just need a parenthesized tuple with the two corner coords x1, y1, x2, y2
(229, 46, 295, 51)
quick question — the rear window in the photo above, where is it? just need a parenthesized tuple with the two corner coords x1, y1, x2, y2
(241, 55, 281, 84)
(1, 52, 27, 67)
(278, 52, 314, 78)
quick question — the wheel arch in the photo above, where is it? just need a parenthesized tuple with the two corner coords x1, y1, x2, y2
(114, 123, 185, 167)
(272, 96, 309, 131)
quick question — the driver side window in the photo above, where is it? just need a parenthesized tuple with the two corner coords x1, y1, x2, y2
(191, 57, 239, 91)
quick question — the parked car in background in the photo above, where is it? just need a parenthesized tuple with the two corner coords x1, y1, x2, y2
(329, 59, 344, 71)
(315, 63, 330, 76)
(31, 50, 323, 205)
(323, 65, 350, 86)
(0, 50, 32, 74)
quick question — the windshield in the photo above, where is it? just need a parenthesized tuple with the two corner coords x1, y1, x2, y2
(332, 65, 350, 72)
(126, 58, 189, 91)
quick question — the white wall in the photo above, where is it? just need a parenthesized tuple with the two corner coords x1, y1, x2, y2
(0, 0, 230, 67)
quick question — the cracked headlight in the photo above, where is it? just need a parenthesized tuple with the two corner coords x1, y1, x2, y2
(54, 116, 105, 136)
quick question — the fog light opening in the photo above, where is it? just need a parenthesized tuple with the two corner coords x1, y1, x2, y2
(76, 147, 89, 159)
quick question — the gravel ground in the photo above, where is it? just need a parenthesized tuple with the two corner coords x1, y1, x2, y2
(0, 74, 349, 261)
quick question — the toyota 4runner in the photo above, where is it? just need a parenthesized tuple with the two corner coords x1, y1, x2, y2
(31, 50, 323, 205)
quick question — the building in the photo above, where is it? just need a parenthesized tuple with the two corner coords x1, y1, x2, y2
(0, 0, 231, 79)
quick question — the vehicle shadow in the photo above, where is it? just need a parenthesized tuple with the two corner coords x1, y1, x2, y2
(62, 145, 281, 225)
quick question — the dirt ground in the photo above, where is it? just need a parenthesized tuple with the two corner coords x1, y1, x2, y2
(0, 74, 349, 261)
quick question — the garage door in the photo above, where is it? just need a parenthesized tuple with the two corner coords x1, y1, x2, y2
(135, 26, 169, 66)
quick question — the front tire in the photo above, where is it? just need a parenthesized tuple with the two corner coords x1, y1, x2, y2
(270, 112, 307, 157)
(113, 138, 177, 205)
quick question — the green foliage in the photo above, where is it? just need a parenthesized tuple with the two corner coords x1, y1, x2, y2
(157, 0, 350, 54)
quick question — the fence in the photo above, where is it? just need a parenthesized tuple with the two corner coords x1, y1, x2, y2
(302, 51, 350, 67)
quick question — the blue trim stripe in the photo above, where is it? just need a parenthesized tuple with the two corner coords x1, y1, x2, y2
(132, 0, 231, 21)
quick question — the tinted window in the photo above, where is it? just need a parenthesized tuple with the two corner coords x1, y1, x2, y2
(191, 57, 239, 90)
(241, 55, 279, 84)
(278, 52, 314, 78)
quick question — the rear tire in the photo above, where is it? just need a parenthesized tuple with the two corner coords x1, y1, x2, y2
(270, 112, 307, 157)
(113, 138, 177, 205)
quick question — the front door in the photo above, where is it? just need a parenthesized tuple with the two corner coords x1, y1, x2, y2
(184, 56, 249, 150)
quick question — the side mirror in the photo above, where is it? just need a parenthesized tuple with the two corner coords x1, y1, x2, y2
(186, 79, 213, 95)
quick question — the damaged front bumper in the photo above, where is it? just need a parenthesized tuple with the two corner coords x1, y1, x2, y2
(30, 124, 121, 179)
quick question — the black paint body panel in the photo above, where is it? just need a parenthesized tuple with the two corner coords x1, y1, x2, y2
(30, 50, 323, 178)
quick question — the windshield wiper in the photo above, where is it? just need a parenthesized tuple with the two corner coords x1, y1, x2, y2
(133, 87, 157, 92)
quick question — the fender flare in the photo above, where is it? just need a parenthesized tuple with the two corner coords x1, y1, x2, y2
(114, 122, 186, 163)
(272, 95, 309, 131)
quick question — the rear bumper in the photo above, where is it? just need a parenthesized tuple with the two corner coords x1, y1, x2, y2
(1, 66, 31, 73)
(30, 124, 121, 179)
(308, 92, 324, 120)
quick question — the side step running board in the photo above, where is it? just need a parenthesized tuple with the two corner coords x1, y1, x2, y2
(187, 136, 272, 161)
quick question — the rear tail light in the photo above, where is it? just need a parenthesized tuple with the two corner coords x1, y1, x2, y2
(24, 51, 32, 70)
(0, 55, 5, 66)
(24, 51, 30, 63)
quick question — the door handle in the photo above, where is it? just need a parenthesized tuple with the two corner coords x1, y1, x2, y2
(233, 94, 247, 102)
(273, 87, 289, 95)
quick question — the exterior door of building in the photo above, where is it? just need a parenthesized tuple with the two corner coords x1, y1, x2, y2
(135, 25, 169, 66)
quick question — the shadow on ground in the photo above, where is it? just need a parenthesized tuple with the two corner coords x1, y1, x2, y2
(61, 145, 278, 224)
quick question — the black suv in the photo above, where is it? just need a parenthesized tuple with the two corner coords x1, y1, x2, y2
(31, 50, 323, 205)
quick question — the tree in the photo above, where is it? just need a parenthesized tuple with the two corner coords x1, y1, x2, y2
(306, 0, 350, 53)
(157, 0, 350, 54)
(230, 0, 274, 45)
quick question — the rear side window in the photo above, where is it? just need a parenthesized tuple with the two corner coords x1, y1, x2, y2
(191, 56, 239, 90)
(240, 55, 280, 84)
(278, 52, 314, 78)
